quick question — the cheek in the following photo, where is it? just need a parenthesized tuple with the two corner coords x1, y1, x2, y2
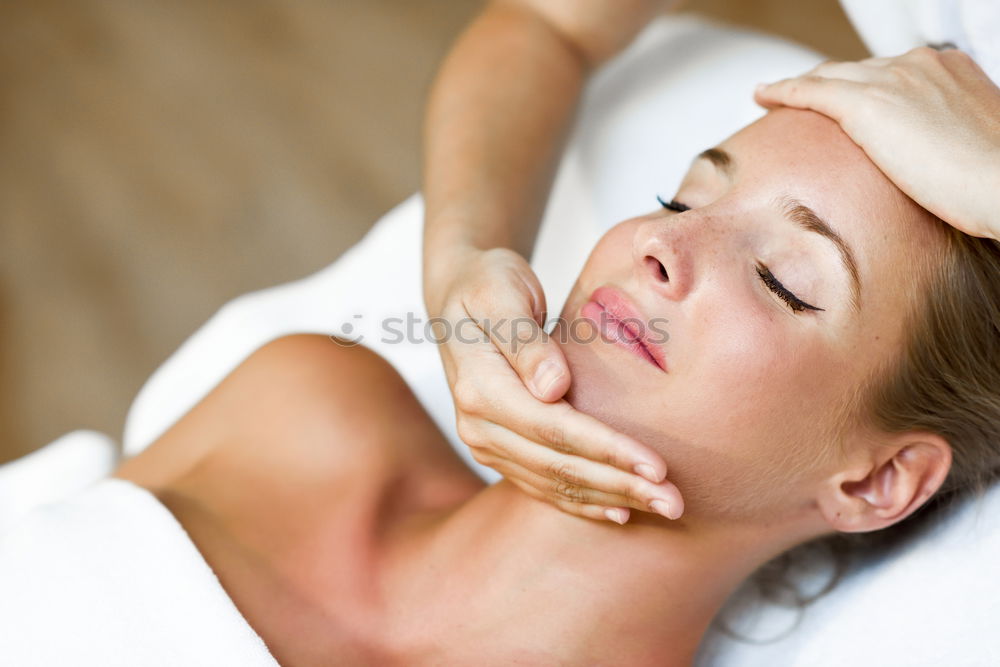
(689, 304, 848, 462)
(559, 299, 843, 475)
(568, 221, 642, 294)
(654, 301, 852, 519)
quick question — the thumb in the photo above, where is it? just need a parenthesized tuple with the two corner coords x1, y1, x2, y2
(518, 335, 571, 402)
(509, 270, 571, 403)
(485, 273, 571, 403)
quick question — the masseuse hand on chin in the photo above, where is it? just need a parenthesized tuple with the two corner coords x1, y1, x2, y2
(431, 245, 684, 524)
(755, 46, 1000, 240)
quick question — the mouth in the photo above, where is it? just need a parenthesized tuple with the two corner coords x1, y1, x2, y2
(580, 286, 668, 372)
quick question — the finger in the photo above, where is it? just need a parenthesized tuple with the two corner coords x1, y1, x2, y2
(462, 271, 571, 403)
(754, 75, 868, 122)
(858, 56, 893, 68)
(807, 59, 887, 83)
(481, 422, 684, 517)
(495, 455, 682, 520)
(504, 473, 632, 524)
(469, 378, 668, 482)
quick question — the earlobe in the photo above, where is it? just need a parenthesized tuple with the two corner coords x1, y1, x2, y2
(820, 433, 952, 534)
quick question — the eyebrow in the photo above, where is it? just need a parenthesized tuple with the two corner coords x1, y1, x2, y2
(696, 147, 862, 314)
(698, 148, 733, 177)
(778, 197, 862, 313)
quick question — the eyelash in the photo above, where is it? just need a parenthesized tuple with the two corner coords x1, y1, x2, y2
(657, 195, 690, 213)
(656, 195, 825, 314)
(755, 263, 824, 312)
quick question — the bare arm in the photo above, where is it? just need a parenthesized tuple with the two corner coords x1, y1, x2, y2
(419, 0, 686, 525)
(422, 0, 671, 311)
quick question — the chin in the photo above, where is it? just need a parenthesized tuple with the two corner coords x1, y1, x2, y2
(554, 317, 758, 522)
(554, 320, 666, 440)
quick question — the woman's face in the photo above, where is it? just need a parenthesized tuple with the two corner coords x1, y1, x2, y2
(554, 109, 946, 524)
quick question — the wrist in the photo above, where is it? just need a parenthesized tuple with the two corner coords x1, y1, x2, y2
(422, 241, 482, 318)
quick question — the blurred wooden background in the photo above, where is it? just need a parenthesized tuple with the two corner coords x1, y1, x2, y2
(0, 0, 865, 464)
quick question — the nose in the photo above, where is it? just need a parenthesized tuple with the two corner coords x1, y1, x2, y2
(631, 215, 696, 301)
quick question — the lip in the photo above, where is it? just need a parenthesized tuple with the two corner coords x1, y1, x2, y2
(580, 285, 668, 372)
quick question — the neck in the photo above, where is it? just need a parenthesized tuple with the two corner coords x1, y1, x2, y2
(378, 479, 820, 665)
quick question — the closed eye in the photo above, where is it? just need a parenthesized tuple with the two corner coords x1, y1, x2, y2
(657, 195, 823, 314)
(657, 195, 690, 213)
(755, 263, 824, 313)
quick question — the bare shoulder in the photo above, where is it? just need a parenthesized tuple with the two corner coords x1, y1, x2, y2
(112, 335, 483, 664)
(114, 334, 480, 498)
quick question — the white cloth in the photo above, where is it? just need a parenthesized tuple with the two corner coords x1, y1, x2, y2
(0, 430, 117, 534)
(696, 486, 1000, 665)
(840, 0, 1000, 83)
(0, 477, 279, 667)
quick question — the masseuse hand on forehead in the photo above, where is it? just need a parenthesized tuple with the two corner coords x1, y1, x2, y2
(756, 46, 1000, 242)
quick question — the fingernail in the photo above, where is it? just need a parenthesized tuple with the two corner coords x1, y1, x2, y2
(755, 83, 767, 95)
(649, 499, 679, 520)
(604, 508, 628, 525)
(634, 463, 663, 483)
(532, 359, 564, 399)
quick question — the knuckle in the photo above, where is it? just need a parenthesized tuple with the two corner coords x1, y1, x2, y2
(553, 479, 587, 503)
(509, 326, 542, 366)
(908, 46, 938, 61)
(536, 422, 569, 452)
(812, 59, 841, 74)
(469, 449, 490, 466)
(885, 61, 919, 84)
(953, 49, 974, 64)
(943, 48, 974, 68)
(547, 461, 582, 485)
(622, 481, 645, 505)
(455, 415, 484, 448)
(452, 377, 483, 414)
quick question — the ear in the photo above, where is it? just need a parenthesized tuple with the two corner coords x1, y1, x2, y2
(818, 431, 952, 533)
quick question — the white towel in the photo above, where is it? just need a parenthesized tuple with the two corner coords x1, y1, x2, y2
(0, 478, 279, 667)
(696, 484, 1000, 665)
(0, 430, 117, 533)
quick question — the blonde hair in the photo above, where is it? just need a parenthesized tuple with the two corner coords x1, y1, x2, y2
(722, 225, 1000, 638)
(867, 227, 1000, 502)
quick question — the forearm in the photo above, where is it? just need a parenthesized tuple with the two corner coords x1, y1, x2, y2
(421, 2, 589, 314)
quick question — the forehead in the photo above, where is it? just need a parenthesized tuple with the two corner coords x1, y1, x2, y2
(724, 109, 943, 270)
(712, 109, 945, 308)
(720, 109, 896, 207)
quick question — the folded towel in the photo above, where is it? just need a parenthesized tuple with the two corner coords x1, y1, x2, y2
(0, 478, 279, 667)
